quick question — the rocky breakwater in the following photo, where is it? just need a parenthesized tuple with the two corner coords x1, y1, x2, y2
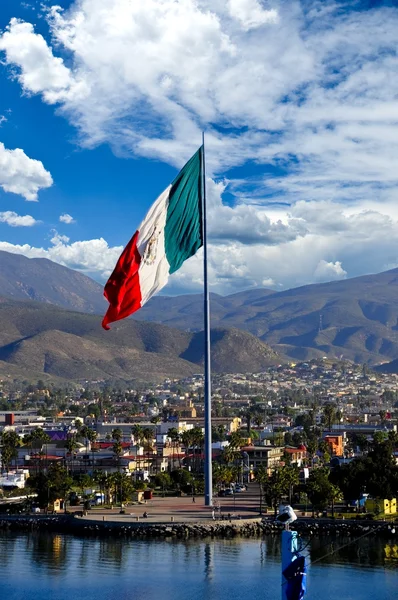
(0, 515, 396, 540)
(67, 518, 266, 539)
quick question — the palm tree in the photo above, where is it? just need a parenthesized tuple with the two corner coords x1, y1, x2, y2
(131, 425, 144, 475)
(253, 415, 263, 428)
(255, 465, 269, 515)
(28, 428, 51, 472)
(79, 425, 90, 472)
(329, 484, 342, 518)
(86, 428, 97, 472)
(1, 430, 21, 473)
(191, 427, 204, 473)
(323, 403, 336, 431)
(213, 463, 234, 490)
(93, 470, 107, 505)
(167, 428, 180, 470)
(222, 444, 241, 466)
(112, 429, 124, 471)
(112, 441, 123, 471)
(143, 428, 154, 474)
(229, 431, 244, 449)
(66, 434, 78, 475)
(180, 430, 194, 468)
(111, 428, 123, 442)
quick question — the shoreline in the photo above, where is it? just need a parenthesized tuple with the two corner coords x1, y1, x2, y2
(0, 514, 396, 540)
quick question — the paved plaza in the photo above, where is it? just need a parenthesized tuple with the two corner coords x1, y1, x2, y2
(77, 484, 267, 524)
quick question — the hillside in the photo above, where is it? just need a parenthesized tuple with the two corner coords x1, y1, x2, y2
(135, 269, 398, 365)
(0, 250, 105, 313)
(3, 250, 398, 365)
(0, 298, 279, 382)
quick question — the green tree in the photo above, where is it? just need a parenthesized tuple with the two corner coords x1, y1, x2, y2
(110, 472, 135, 504)
(322, 403, 336, 430)
(143, 428, 154, 472)
(1, 430, 21, 472)
(28, 463, 73, 510)
(255, 465, 269, 515)
(111, 428, 123, 442)
(154, 472, 172, 494)
(262, 466, 299, 516)
(306, 468, 336, 514)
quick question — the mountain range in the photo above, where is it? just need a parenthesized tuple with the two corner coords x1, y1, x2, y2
(134, 270, 398, 366)
(1, 250, 398, 371)
(0, 297, 279, 383)
(0, 250, 105, 313)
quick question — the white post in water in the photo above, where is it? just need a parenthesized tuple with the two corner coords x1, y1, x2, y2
(201, 132, 212, 507)
(281, 528, 299, 600)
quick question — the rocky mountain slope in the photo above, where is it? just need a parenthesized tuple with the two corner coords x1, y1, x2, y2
(135, 269, 398, 365)
(3, 250, 398, 366)
(0, 250, 105, 313)
(0, 298, 279, 382)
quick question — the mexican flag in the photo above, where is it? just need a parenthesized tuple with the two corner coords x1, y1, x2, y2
(102, 147, 203, 330)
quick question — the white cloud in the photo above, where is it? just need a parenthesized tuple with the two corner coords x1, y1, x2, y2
(0, 1, 310, 167)
(3, 2, 398, 291)
(50, 231, 70, 245)
(0, 235, 123, 280)
(228, 0, 279, 30)
(0, 18, 87, 104)
(313, 260, 347, 282)
(0, 141, 53, 200)
(0, 211, 39, 227)
(207, 179, 307, 245)
(0, 194, 395, 294)
(171, 200, 398, 293)
(59, 213, 75, 224)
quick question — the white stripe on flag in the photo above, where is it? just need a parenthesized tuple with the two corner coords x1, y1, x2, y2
(137, 185, 171, 306)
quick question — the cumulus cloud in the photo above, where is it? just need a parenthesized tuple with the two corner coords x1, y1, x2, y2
(228, 0, 279, 30)
(0, 18, 87, 104)
(1, 2, 397, 185)
(0, 235, 123, 280)
(314, 260, 347, 282)
(0, 142, 53, 200)
(0, 211, 39, 227)
(207, 179, 307, 245)
(59, 213, 75, 224)
(0, 194, 395, 294)
(2, 2, 398, 291)
(170, 200, 398, 294)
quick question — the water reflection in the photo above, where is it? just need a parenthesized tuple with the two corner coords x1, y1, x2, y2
(0, 533, 17, 568)
(97, 538, 127, 571)
(309, 535, 398, 569)
(0, 531, 395, 600)
(28, 532, 69, 574)
(384, 544, 398, 561)
(204, 543, 214, 580)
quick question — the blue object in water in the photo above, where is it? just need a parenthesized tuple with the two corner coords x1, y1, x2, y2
(282, 555, 306, 600)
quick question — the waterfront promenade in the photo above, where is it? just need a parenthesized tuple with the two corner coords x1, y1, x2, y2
(73, 484, 266, 524)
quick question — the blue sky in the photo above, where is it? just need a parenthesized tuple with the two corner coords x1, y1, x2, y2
(1, 0, 398, 294)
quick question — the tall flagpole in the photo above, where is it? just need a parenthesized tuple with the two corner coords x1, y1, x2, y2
(202, 132, 213, 507)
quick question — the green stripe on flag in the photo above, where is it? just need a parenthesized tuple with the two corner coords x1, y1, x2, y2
(165, 146, 203, 274)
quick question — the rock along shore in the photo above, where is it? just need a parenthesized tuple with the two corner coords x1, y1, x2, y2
(0, 515, 396, 540)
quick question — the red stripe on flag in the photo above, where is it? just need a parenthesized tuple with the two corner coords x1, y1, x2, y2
(102, 230, 142, 330)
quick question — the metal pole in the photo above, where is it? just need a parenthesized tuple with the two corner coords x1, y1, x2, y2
(202, 132, 213, 507)
(281, 529, 298, 600)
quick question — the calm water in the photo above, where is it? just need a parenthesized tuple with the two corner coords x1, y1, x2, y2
(0, 532, 396, 600)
